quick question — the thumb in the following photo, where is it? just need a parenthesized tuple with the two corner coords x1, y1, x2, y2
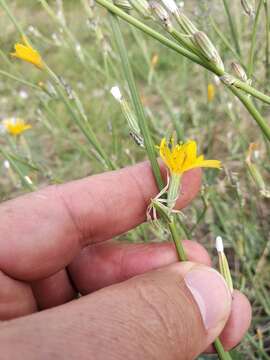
(0, 262, 232, 360)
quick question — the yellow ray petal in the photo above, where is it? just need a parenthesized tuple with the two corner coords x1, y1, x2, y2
(159, 138, 174, 171)
(192, 159, 222, 169)
(11, 37, 43, 69)
(184, 140, 197, 165)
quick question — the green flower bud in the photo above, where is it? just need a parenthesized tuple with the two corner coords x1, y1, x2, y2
(113, 0, 132, 11)
(193, 31, 224, 71)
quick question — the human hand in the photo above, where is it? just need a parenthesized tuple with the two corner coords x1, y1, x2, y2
(0, 162, 251, 359)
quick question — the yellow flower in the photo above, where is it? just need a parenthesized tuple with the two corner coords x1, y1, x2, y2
(11, 36, 43, 69)
(159, 138, 221, 175)
(207, 83, 215, 102)
(3, 118, 32, 136)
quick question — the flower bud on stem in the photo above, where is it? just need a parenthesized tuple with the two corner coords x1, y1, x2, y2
(129, 0, 152, 18)
(167, 173, 181, 210)
(110, 86, 144, 147)
(231, 62, 248, 82)
(193, 31, 225, 71)
(113, 0, 132, 11)
(149, 1, 173, 31)
(216, 236, 234, 293)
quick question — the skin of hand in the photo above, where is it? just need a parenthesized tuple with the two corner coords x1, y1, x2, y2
(0, 161, 251, 359)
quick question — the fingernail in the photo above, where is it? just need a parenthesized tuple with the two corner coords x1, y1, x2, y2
(184, 266, 232, 331)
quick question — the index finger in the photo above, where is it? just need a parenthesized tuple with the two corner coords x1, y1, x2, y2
(0, 162, 201, 281)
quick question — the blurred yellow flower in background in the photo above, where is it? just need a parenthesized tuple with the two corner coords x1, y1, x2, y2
(207, 83, 215, 102)
(3, 118, 32, 136)
(11, 36, 43, 69)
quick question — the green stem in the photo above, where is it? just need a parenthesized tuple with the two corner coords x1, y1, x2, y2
(210, 16, 243, 65)
(168, 211, 231, 360)
(229, 86, 270, 141)
(248, 0, 264, 77)
(129, 27, 181, 137)
(246, 333, 270, 360)
(0, 0, 25, 37)
(222, 0, 241, 56)
(109, 14, 163, 190)
(233, 79, 270, 105)
(95, 0, 270, 141)
(45, 65, 115, 170)
(101, 6, 233, 359)
(168, 218, 187, 261)
(110, 15, 190, 320)
(96, 0, 210, 68)
(0, 148, 36, 191)
(214, 338, 232, 360)
(100, 0, 268, 106)
(170, 29, 205, 59)
(264, 1, 270, 82)
(0, 70, 40, 90)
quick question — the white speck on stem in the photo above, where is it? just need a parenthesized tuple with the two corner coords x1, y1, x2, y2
(3, 160, 10, 169)
(110, 86, 122, 102)
(24, 176, 33, 185)
(216, 236, 224, 253)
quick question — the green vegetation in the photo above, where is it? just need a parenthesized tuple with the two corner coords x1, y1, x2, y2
(0, 1, 269, 358)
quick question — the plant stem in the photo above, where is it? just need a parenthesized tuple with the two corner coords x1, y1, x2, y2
(95, 0, 270, 142)
(45, 65, 115, 170)
(168, 215, 231, 360)
(222, 0, 241, 57)
(168, 218, 187, 261)
(0, 70, 40, 90)
(170, 29, 205, 59)
(96, 0, 268, 105)
(214, 338, 232, 360)
(129, 27, 181, 137)
(264, 1, 270, 82)
(0, 148, 37, 191)
(109, 15, 191, 307)
(39, 0, 104, 75)
(229, 86, 270, 141)
(210, 16, 243, 65)
(0, 0, 25, 37)
(109, 14, 164, 190)
(96, 0, 211, 68)
(246, 333, 270, 360)
(248, 0, 264, 77)
(233, 79, 270, 105)
(95, 5, 232, 359)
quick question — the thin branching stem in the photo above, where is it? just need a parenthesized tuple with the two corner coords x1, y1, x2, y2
(109, 14, 164, 190)
(0, 70, 41, 90)
(0, 148, 37, 191)
(210, 16, 243, 66)
(45, 65, 115, 170)
(221, 0, 242, 57)
(104, 6, 233, 360)
(264, 1, 270, 82)
(109, 15, 189, 280)
(95, 0, 270, 142)
(0, 0, 25, 37)
(94, 0, 267, 105)
(248, 0, 264, 77)
(230, 86, 270, 141)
